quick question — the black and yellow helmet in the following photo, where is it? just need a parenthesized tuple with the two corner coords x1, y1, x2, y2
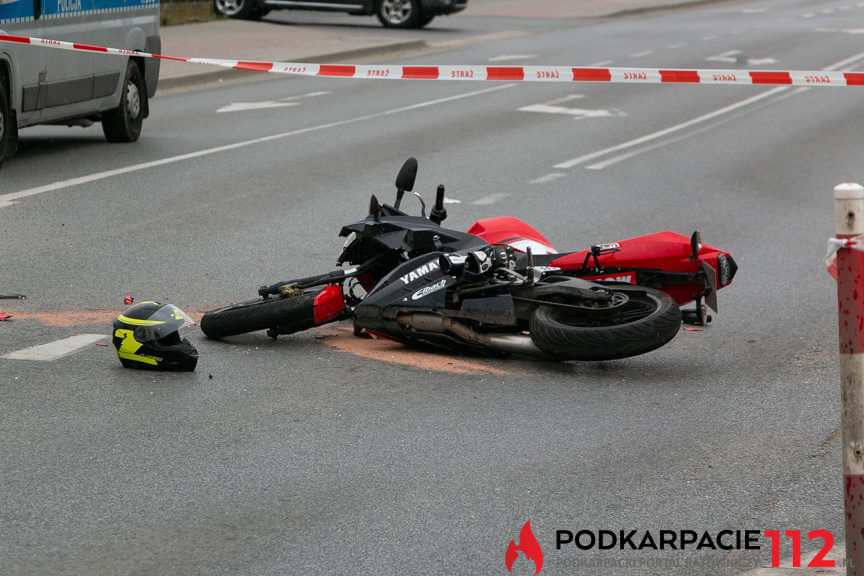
(112, 301, 198, 371)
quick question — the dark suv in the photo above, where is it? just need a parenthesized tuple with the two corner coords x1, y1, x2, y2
(213, 0, 468, 29)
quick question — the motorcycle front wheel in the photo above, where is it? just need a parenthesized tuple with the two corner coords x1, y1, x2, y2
(529, 286, 681, 361)
(200, 290, 321, 339)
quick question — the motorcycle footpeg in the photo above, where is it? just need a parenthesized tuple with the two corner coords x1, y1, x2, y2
(681, 306, 712, 326)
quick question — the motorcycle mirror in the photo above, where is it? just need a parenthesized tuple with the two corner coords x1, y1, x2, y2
(395, 157, 418, 192)
(369, 194, 380, 222)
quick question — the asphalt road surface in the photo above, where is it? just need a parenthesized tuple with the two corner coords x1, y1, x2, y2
(1, 0, 860, 574)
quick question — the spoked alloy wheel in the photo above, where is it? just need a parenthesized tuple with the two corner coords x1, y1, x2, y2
(213, 0, 266, 18)
(377, 0, 421, 28)
(529, 285, 682, 361)
(214, 0, 244, 15)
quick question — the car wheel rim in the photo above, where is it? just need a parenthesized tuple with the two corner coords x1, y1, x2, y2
(381, 0, 411, 25)
(216, 0, 242, 15)
(126, 81, 141, 120)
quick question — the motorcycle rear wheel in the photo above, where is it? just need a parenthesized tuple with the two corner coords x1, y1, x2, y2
(529, 286, 681, 361)
(200, 290, 320, 339)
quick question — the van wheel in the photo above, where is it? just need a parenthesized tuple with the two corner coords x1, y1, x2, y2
(0, 79, 8, 169)
(102, 60, 145, 143)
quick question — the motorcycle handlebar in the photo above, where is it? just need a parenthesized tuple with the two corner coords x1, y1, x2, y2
(430, 184, 447, 224)
(435, 185, 445, 212)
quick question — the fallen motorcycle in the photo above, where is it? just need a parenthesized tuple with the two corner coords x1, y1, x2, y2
(201, 158, 737, 361)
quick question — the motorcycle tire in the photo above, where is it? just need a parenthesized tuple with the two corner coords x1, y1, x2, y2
(200, 290, 321, 339)
(529, 286, 681, 361)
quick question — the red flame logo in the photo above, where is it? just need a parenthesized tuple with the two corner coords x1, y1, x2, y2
(505, 520, 544, 574)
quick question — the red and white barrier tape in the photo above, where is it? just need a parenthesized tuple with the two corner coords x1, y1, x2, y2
(3, 32, 864, 87)
(825, 235, 864, 279)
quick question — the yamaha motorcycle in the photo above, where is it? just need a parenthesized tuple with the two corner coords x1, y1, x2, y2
(201, 158, 737, 361)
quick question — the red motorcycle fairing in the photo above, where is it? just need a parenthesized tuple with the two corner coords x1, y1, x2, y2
(467, 217, 558, 255)
(467, 218, 737, 310)
(549, 231, 735, 307)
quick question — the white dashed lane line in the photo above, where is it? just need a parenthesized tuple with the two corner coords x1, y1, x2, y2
(4, 334, 107, 361)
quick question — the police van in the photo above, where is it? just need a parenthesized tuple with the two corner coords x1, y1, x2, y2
(0, 0, 161, 168)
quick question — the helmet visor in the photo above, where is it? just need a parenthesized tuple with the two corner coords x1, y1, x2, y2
(132, 304, 196, 342)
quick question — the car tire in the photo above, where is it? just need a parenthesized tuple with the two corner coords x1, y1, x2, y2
(376, 0, 421, 28)
(417, 12, 434, 28)
(0, 76, 8, 169)
(102, 60, 146, 143)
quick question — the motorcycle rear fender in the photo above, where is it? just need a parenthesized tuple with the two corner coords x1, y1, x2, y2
(467, 217, 557, 255)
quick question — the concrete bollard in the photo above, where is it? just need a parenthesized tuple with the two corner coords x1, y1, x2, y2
(835, 183, 864, 575)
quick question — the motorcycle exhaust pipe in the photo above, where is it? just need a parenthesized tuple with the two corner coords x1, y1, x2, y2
(397, 314, 549, 358)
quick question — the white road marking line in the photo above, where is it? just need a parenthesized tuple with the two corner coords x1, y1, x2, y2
(826, 49, 864, 70)
(519, 103, 620, 119)
(519, 94, 625, 120)
(4, 334, 107, 361)
(667, 43, 687, 49)
(589, 60, 613, 67)
(217, 90, 330, 113)
(555, 86, 788, 169)
(748, 57, 779, 65)
(630, 50, 653, 58)
(817, 27, 864, 34)
(702, 35, 718, 41)
(530, 173, 567, 184)
(472, 192, 509, 205)
(217, 101, 301, 113)
(707, 49, 742, 63)
(0, 84, 515, 209)
(488, 54, 537, 62)
(707, 50, 778, 66)
(584, 118, 724, 170)
(556, 49, 864, 170)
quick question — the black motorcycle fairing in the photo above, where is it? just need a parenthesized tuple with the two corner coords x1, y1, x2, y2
(357, 251, 453, 312)
(338, 213, 486, 265)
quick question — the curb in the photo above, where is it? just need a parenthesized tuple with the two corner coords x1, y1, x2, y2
(604, 0, 740, 18)
(157, 39, 427, 91)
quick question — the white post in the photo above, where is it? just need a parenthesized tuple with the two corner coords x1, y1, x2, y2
(835, 183, 864, 575)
